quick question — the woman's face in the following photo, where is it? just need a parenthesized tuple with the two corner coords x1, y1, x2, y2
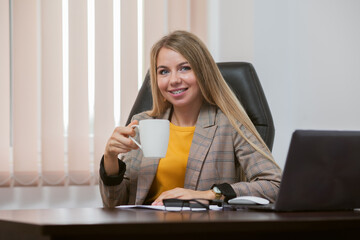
(156, 47, 202, 110)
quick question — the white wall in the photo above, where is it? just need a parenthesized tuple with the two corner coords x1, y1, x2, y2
(212, 0, 360, 168)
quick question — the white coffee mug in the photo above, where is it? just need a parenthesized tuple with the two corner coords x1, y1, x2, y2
(129, 119, 170, 158)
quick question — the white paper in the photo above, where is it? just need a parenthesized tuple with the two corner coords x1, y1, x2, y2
(116, 205, 223, 212)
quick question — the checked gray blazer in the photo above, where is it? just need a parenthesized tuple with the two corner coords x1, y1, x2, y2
(99, 102, 282, 207)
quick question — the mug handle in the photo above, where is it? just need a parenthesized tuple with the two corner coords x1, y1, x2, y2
(129, 125, 142, 149)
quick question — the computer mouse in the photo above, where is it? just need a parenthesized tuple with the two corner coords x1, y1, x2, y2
(227, 196, 270, 205)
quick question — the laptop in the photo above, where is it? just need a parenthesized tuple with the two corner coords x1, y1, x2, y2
(248, 130, 360, 212)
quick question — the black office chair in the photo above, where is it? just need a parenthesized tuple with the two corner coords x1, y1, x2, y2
(126, 62, 275, 151)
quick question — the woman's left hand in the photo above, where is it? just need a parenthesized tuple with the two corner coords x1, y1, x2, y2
(151, 187, 215, 206)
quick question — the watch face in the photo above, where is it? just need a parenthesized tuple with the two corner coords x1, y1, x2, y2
(213, 186, 221, 194)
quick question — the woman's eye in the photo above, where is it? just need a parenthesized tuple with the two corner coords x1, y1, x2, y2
(158, 69, 169, 75)
(180, 66, 191, 71)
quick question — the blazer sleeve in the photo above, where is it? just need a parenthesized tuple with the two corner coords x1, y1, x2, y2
(99, 154, 131, 207)
(98, 111, 153, 207)
(230, 125, 282, 203)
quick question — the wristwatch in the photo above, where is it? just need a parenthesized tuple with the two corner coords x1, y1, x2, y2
(212, 186, 222, 200)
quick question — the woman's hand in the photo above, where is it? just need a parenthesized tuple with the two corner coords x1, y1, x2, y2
(151, 188, 215, 206)
(103, 120, 139, 176)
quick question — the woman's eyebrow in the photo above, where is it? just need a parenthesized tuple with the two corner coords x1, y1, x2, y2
(156, 65, 167, 70)
(156, 61, 189, 70)
(178, 61, 189, 66)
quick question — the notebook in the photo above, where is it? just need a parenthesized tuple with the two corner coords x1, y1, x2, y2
(248, 130, 360, 212)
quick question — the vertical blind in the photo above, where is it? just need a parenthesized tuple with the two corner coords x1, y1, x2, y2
(0, 0, 208, 187)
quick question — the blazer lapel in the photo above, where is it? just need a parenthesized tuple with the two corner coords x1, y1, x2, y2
(184, 103, 217, 190)
(135, 108, 172, 204)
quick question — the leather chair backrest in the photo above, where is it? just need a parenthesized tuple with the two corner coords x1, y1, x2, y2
(126, 62, 275, 151)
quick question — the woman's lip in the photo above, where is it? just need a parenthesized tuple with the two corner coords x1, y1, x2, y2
(168, 88, 188, 96)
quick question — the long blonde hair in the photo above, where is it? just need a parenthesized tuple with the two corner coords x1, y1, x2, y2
(149, 30, 275, 162)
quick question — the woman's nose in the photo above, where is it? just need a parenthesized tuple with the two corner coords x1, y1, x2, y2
(169, 72, 181, 85)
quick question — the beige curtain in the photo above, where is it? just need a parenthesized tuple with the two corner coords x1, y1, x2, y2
(0, 0, 11, 187)
(0, 0, 208, 187)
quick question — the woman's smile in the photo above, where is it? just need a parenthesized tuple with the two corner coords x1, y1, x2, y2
(168, 88, 188, 96)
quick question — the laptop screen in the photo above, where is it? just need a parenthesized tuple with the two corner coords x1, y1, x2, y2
(275, 130, 360, 211)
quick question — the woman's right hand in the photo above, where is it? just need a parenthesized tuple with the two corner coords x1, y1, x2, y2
(103, 120, 139, 175)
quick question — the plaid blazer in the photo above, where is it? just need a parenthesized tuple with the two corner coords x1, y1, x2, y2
(99, 103, 282, 207)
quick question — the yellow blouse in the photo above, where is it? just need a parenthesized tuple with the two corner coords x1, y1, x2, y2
(146, 123, 195, 203)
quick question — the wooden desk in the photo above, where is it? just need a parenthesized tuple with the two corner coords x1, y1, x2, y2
(0, 207, 359, 240)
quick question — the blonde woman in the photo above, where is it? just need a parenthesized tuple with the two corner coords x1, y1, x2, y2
(100, 31, 281, 207)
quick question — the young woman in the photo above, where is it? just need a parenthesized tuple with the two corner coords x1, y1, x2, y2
(99, 31, 281, 207)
